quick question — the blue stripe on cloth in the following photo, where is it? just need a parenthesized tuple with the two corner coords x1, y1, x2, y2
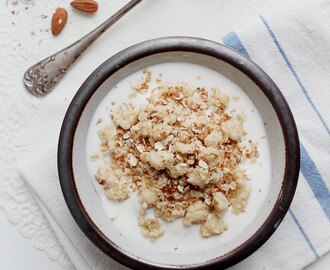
(222, 32, 250, 58)
(222, 31, 321, 256)
(300, 143, 330, 220)
(289, 209, 320, 259)
(260, 16, 330, 135)
(222, 26, 330, 220)
(259, 16, 330, 220)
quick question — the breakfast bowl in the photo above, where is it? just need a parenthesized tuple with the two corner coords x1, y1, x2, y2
(58, 37, 300, 269)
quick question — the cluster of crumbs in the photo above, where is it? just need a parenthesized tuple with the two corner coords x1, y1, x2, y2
(95, 71, 259, 241)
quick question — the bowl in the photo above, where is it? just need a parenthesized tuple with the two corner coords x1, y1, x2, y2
(58, 37, 300, 269)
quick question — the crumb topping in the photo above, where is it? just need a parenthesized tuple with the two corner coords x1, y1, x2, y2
(95, 74, 258, 240)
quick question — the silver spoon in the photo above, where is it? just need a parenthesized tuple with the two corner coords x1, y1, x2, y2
(23, 0, 143, 96)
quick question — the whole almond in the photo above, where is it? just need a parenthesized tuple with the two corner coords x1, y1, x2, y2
(51, 7, 68, 36)
(70, 0, 98, 13)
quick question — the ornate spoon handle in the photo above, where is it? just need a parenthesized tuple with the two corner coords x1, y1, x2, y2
(23, 0, 143, 96)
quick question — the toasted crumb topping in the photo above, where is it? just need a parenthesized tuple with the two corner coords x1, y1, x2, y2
(90, 153, 100, 161)
(138, 210, 164, 241)
(130, 69, 152, 94)
(200, 215, 228, 237)
(95, 73, 258, 240)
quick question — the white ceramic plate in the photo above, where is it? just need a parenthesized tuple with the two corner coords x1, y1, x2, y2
(58, 37, 300, 270)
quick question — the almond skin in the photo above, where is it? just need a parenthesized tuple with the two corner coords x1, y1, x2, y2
(51, 7, 68, 36)
(70, 0, 98, 13)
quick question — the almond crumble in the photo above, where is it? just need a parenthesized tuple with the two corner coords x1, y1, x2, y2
(95, 73, 259, 241)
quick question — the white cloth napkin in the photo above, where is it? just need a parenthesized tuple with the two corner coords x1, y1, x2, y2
(19, 146, 128, 270)
(19, 0, 330, 269)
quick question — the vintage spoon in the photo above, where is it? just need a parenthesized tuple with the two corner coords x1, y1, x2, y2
(23, 0, 143, 96)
